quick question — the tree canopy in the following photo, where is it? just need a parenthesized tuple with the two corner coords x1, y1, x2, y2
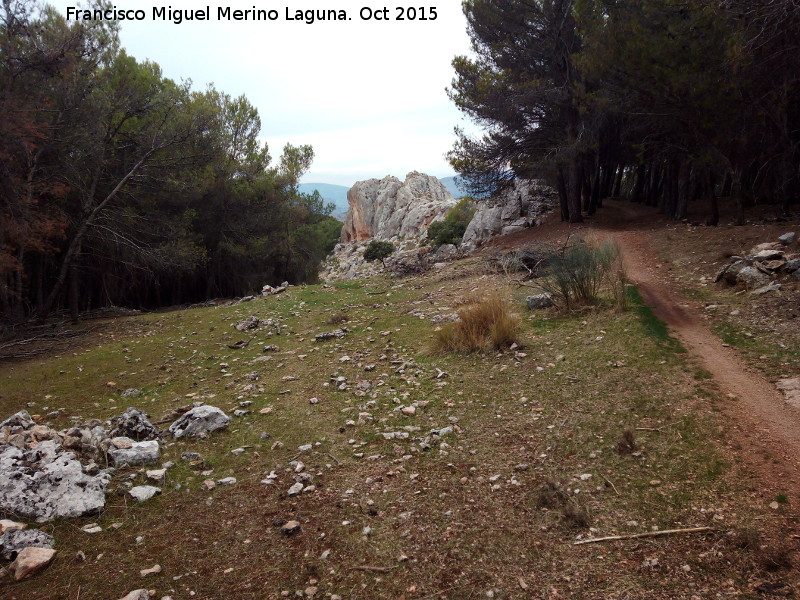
(449, 0, 800, 225)
(0, 0, 341, 328)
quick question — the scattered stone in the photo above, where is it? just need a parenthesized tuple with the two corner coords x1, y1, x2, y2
(401, 406, 416, 416)
(217, 477, 237, 486)
(0, 410, 36, 431)
(109, 440, 160, 467)
(263, 344, 280, 352)
(281, 520, 301, 535)
(315, 328, 349, 341)
(777, 378, 800, 408)
(430, 313, 460, 324)
(751, 282, 781, 296)
(119, 590, 150, 600)
(146, 469, 166, 483)
(0, 528, 55, 560)
(81, 523, 102, 534)
(108, 407, 160, 441)
(7, 547, 56, 581)
(129, 486, 161, 502)
(526, 294, 555, 310)
(169, 405, 230, 439)
(0, 520, 26, 535)
(287, 482, 304, 497)
(140, 564, 162, 577)
(778, 232, 796, 245)
(235, 316, 260, 331)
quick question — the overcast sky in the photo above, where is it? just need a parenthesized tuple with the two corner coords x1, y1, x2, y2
(48, 0, 478, 187)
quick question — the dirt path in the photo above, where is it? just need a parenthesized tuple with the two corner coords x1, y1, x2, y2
(493, 200, 800, 493)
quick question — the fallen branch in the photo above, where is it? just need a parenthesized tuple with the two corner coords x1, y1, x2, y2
(349, 565, 398, 573)
(601, 475, 620, 495)
(574, 526, 714, 546)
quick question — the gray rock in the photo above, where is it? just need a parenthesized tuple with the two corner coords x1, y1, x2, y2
(0, 528, 55, 560)
(169, 405, 230, 439)
(526, 294, 555, 310)
(750, 249, 785, 262)
(234, 316, 260, 331)
(430, 313, 460, 324)
(0, 441, 110, 521)
(429, 244, 458, 262)
(736, 266, 770, 289)
(109, 440, 160, 467)
(462, 180, 556, 249)
(779, 232, 796, 245)
(216, 477, 237, 486)
(0, 410, 35, 431)
(715, 259, 747, 284)
(751, 282, 782, 296)
(287, 482, 304, 496)
(119, 590, 150, 600)
(315, 328, 349, 342)
(340, 172, 456, 243)
(129, 485, 161, 502)
(784, 258, 800, 273)
(108, 407, 160, 441)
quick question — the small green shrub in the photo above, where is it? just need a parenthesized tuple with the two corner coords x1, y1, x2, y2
(363, 240, 395, 264)
(428, 197, 476, 246)
(537, 238, 626, 310)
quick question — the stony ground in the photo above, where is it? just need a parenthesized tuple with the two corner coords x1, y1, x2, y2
(1, 200, 800, 599)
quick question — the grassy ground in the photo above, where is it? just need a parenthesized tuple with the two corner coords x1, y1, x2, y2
(0, 257, 796, 599)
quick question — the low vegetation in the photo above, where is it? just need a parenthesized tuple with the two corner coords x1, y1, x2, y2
(431, 293, 520, 353)
(0, 254, 789, 599)
(427, 197, 476, 246)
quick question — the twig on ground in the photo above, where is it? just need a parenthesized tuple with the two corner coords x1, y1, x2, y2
(574, 526, 714, 545)
(602, 475, 620, 495)
(349, 565, 398, 573)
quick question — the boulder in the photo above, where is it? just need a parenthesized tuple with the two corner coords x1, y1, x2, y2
(778, 378, 800, 408)
(751, 283, 782, 296)
(462, 180, 556, 249)
(0, 410, 35, 431)
(0, 520, 26, 535)
(429, 244, 458, 262)
(234, 316, 260, 331)
(0, 441, 110, 521)
(108, 408, 160, 441)
(169, 405, 230, 439)
(0, 528, 55, 560)
(108, 440, 160, 467)
(784, 258, 800, 273)
(526, 294, 555, 310)
(778, 232, 797, 245)
(341, 172, 456, 243)
(736, 266, 770, 289)
(7, 547, 56, 581)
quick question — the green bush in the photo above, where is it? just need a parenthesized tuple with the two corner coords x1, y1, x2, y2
(363, 240, 395, 264)
(428, 197, 476, 246)
(537, 238, 626, 311)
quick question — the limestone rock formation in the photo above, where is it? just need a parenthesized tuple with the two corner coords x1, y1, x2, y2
(0, 441, 110, 521)
(340, 172, 456, 243)
(462, 179, 557, 249)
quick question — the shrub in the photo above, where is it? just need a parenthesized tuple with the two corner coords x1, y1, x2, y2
(431, 293, 520, 353)
(537, 238, 626, 311)
(427, 197, 476, 246)
(363, 240, 394, 265)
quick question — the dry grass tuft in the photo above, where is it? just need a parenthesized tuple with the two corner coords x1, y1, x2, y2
(431, 293, 520, 353)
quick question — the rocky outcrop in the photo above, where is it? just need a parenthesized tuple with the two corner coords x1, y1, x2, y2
(715, 235, 799, 290)
(0, 441, 110, 521)
(462, 179, 557, 249)
(341, 172, 456, 243)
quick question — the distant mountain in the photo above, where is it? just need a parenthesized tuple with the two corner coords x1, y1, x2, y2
(439, 176, 470, 199)
(298, 183, 350, 221)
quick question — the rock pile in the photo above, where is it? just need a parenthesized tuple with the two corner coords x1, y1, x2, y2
(715, 233, 799, 292)
(0, 402, 230, 583)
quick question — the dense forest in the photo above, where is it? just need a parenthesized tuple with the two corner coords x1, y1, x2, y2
(0, 0, 341, 329)
(449, 0, 800, 225)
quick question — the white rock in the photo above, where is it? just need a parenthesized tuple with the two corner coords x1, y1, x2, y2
(8, 547, 56, 581)
(287, 482, 304, 496)
(129, 485, 161, 502)
(109, 440, 160, 467)
(0, 441, 110, 521)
